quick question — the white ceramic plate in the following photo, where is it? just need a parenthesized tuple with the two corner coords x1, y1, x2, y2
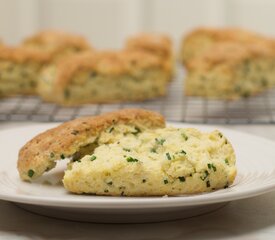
(1, 122, 275, 223)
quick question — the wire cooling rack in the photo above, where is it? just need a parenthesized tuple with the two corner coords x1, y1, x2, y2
(1, 67, 275, 124)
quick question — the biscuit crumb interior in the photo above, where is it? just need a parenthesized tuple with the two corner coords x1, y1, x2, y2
(63, 126, 236, 196)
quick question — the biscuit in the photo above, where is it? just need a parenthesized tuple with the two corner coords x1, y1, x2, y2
(17, 109, 165, 181)
(184, 42, 275, 99)
(63, 127, 236, 196)
(126, 33, 174, 80)
(180, 27, 266, 64)
(22, 30, 92, 61)
(0, 46, 49, 97)
(37, 50, 170, 105)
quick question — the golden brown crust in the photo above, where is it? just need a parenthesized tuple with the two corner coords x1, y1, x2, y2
(180, 27, 272, 65)
(0, 45, 50, 63)
(186, 41, 274, 70)
(183, 27, 264, 45)
(55, 50, 166, 88)
(22, 30, 92, 59)
(126, 33, 172, 57)
(18, 109, 165, 181)
(23, 30, 91, 49)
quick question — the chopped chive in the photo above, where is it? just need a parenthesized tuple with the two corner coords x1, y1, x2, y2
(178, 176, 186, 182)
(28, 169, 35, 178)
(90, 155, 96, 161)
(200, 170, 209, 181)
(180, 150, 186, 155)
(90, 72, 97, 78)
(126, 156, 139, 162)
(224, 183, 229, 189)
(123, 148, 131, 152)
(142, 179, 146, 183)
(50, 152, 55, 158)
(218, 133, 223, 138)
(64, 89, 70, 99)
(109, 127, 114, 133)
(71, 130, 79, 135)
(155, 138, 166, 145)
(107, 181, 113, 185)
(164, 179, 169, 184)
(207, 163, 217, 172)
(60, 154, 65, 159)
(132, 127, 141, 135)
(166, 152, 172, 160)
(224, 159, 229, 165)
(181, 133, 188, 141)
(104, 189, 109, 193)
(206, 180, 211, 188)
(150, 148, 157, 153)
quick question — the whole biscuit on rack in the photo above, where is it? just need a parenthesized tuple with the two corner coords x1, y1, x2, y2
(0, 46, 49, 97)
(38, 49, 170, 105)
(184, 41, 275, 99)
(125, 33, 174, 80)
(22, 30, 92, 61)
(18, 109, 165, 181)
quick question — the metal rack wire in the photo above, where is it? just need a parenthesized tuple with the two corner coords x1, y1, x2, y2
(1, 68, 275, 124)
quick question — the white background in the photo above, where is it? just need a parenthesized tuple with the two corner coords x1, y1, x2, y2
(0, 0, 275, 49)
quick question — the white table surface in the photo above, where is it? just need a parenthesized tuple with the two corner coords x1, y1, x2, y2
(1, 122, 275, 240)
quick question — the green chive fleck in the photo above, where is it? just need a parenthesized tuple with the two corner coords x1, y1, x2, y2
(178, 176, 186, 182)
(155, 138, 166, 145)
(207, 163, 217, 172)
(206, 180, 211, 188)
(150, 148, 157, 153)
(132, 127, 141, 135)
(60, 154, 65, 159)
(50, 152, 55, 158)
(200, 170, 209, 181)
(28, 169, 35, 178)
(123, 148, 131, 152)
(107, 181, 113, 185)
(224, 182, 229, 189)
(104, 189, 109, 193)
(90, 155, 96, 161)
(164, 179, 169, 184)
(166, 152, 172, 160)
(218, 133, 223, 138)
(142, 179, 146, 183)
(109, 127, 114, 133)
(181, 133, 188, 141)
(71, 130, 79, 135)
(224, 159, 229, 165)
(126, 157, 139, 162)
(180, 150, 186, 155)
